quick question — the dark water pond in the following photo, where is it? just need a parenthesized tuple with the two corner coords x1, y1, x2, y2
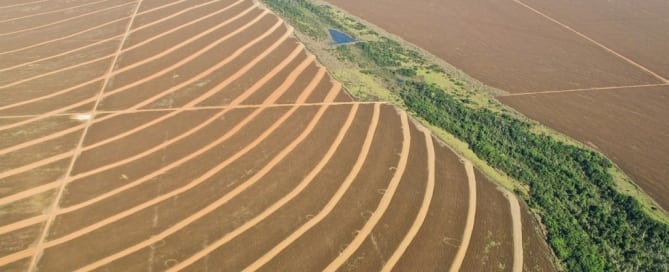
(328, 29, 356, 45)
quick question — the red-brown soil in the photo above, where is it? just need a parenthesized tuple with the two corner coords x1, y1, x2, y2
(326, 0, 662, 93)
(0, 0, 552, 270)
(325, 0, 669, 214)
(461, 171, 514, 271)
(500, 86, 669, 210)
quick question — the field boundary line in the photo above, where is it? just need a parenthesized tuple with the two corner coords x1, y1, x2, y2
(0, 11, 273, 182)
(0, 0, 136, 37)
(503, 83, 669, 97)
(0, 0, 237, 72)
(0, 26, 293, 238)
(0, 0, 47, 9)
(325, 109, 411, 271)
(513, 0, 669, 84)
(0, 0, 248, 88)
(382, 128, 435, 271)
(0, 102, 379, 119)
(0, 6, 263, 133)
(0, 0, 251, 106)
(23, 49, 318, 260)
(74, 68, 332, 271)
(167, 91, 358, 271)
(0, 0, 111, 24)
(57, 38, 299, 214)
(448, 160, 477, 272)
(0, 0, 213, 56)
(506, 191, 524, 272)
(0, 6, 269, 161)
(25, 0, 144, 270)
(0, 0, 232, 72)
(243, 103, 381, 272)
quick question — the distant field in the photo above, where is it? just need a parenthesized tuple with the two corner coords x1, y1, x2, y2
(325, 0, 669, 211)
(500, 86, 669, 209)
(0, 0, 548, 270)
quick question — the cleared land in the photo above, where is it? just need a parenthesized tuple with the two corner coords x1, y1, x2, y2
(325, 0, 669, 211)
(0, 0, 552, 270)
(500, 86, 669, 209)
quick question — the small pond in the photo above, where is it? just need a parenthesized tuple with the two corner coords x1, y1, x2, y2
(328, 29, 356, 45)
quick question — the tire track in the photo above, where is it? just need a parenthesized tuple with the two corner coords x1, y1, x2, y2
(382, 127, 435, 271)
(0, 22, 292, 227)
(72, 66, 334, 272)
(324, 109, 411, 271)
(505, 190, 524, 272)
(167, 86, 351, 271)
(0, 14, 274, 193)
(0, 9, 262, 123)
(503, 83, 669, 97)
(25, 1, 145, 269)
(0, 5, 264, 151)
(242, 103, 381, 272)
(0, 2, 256, 160)
(0, 40, 313, 267)
(0, 0, 136, 37)
(0, 0, 209, 55)
(513, 0, 669, 84)
(448, 160, 477, 272)
(0, 0, 111, 24)
(0, 0, 241, 72)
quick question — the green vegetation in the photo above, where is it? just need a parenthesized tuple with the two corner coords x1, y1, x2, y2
(261, 0, 669, 270)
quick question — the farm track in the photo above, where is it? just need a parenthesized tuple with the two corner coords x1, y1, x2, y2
(1, 0, 531, 270)
(326, 0, 669, 213)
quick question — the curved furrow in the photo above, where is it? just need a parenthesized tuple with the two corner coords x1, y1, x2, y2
(0, 1, 136, 37)
(507, 190, 524, 272)
(59, 44, 303, 214)
(0, 17, 279, 207)
(0, 7, 264, 134)
(168, 88, 355, 271)
(0, 0, 250, 103)
(0, 0, 207, 55)
(0, 46, 314, 267)
(382, 128, 436, 271)
(0, 42, 308, 245)
(0, 0, 237, 72)
(0, 0, 47, 9)
(324, 110, 411, 271)
(0, 0, 247, 89)
(242, 103, 382, 272)
(448, 160, 478, 272)
(0, 20, 290, 209)
(69, 64, 331, 272)
(0, 2, 255, 158)
(0, 0, 111, 24)
(0, 13, 276, 186)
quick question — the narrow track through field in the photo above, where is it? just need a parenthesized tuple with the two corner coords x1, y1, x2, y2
(0, 0, 543, 270)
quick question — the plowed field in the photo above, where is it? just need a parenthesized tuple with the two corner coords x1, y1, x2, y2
(0, 0, 552, 270)
(326, 0, 669, 211)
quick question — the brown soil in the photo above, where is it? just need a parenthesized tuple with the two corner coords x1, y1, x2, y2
(461, 171, 514, 272)
(392, 141, 469, 271)
(116, 105, 354, 271)
(519, 201, 558, 272)
(325, 0, 669, 213)
(500, 85, 669, 210)
(0, 0, 552, 269)
(248, 105, 401, 272)
(521, 0, 669, 81)
(326, 0, 661, 93)
(338, 120, 427, 271)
